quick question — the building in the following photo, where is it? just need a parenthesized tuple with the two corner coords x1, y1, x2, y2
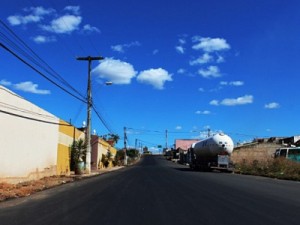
(91, 135, 117, 170)
(175, 139, 200, 164)
(0, 85, 84, 183)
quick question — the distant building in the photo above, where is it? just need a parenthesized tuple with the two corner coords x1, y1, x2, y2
(175, 139, 200, 164)
(175, 139, 200, 151)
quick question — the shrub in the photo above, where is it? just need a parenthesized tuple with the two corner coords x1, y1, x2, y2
(235, 158, 300, 181)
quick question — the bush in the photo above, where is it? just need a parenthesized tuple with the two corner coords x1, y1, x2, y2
(235, 158, 300, 181)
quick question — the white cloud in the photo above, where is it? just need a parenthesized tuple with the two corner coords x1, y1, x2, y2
(192, 37, 230, 52)
(209, 100, 219, 106)
(64, 6, 80, 15)
(175, 126, 182, 130)
(177, 68, 186, 74)
(198, 66, 221, 78)
(190, 53, 213, 65)
(152, 49, 159, 55)
(178, 38, 186, 45)
(216, 55, 225, 63)
(41, 15, 82, 34)
(220, 81, 244, 86)
(13, 81, 50, 94)
(111, 45, 124, 53)
(198, 87, 205, 92)
(211, 95, 253, 106)
(8, 14, 40, 25)
(0, 79, 12, 86)
(137, 68, 173, 90)
(83, 24, 100, 33)
(32, 35, 56, 43)
(7, 6, 54, 26)
(92, 58, 137, 85)
(24, 6, 55, 16)
(195, 110, 211, 115)
(175, 46, 185, 54)
(265, 102, 280, 109)
(111, 41, 141, 53)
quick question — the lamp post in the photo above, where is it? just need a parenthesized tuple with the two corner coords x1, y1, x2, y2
(77, 56, 104, 174)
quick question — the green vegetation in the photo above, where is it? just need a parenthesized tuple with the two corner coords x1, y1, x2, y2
(235, 158, 300, 181)
(70, 139, 87, 174)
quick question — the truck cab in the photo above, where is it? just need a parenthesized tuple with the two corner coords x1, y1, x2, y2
(275, 147, 300, 162)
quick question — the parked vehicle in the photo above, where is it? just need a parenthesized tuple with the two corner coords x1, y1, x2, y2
(188, 133, 234, 171)
(274, 147, 300, 162)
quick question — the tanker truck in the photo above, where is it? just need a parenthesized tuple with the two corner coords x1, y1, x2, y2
(188, 133, 234, 171)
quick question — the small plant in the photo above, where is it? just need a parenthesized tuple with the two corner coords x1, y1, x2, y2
(70, 139, 87, 174)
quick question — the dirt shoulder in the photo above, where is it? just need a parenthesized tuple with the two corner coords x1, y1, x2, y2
(0, 166, 123, 202)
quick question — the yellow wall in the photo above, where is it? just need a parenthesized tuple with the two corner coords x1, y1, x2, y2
(57, 120, 85, 175)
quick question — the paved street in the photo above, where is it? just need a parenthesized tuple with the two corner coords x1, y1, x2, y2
(1, 155, 300, 225)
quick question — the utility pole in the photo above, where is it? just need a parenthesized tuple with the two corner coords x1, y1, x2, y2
(77, 56, 104, 174)
(124, 126, 127, 165)
(165, 129, 168, 150)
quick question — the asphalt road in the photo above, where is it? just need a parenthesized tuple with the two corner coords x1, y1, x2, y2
(1, 155, 300, 225)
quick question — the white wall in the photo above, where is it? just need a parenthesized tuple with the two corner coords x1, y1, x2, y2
(0, 86, 59, 181)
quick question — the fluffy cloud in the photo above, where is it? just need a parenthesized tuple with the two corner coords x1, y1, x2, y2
(175, 126, 182, 130)
(220, 81, 244, 86)
(111, 41, 141, 53)
(195, 110, 211, 115)
(198, 66, 221, 78)
(92, 58, 137, 85)
(210, 95, 253, 106)
(32, 35, 56, 43)
(83, 24, 100, 33)
(14, 81, 50, 94)
(175, 46, 185, 54)
(137, 68, 173, 90)
(190, 53, 213, 65)
(41, 15, 82, 34)
(8, 5, 99, 40)
(177, 68, 186, 74)
(7, 6, 54, 26)
(64, 6, 80, 15)
(192, 37, 230, 52)
(0, 79, 12, 86)
(265, 102, 280, 109)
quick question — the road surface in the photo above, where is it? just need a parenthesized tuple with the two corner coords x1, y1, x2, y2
(1, 155, 300, 225)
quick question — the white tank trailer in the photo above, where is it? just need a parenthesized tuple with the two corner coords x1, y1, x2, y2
(188, 133, 234, 171)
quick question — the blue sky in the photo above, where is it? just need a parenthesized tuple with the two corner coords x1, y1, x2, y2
(1, 0, 300, 152)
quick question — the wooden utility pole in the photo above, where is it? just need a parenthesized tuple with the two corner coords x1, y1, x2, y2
(77, 56, 104, 174)
(124, 126, 127, 165)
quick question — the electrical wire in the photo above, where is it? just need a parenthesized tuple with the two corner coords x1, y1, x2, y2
(0, 19, 86, 100)
(0, 43, 87, 103)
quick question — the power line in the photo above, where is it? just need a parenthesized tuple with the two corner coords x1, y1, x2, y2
(0, 42, 87, 103)
(0, 20, 86, 100)
(0, 108, 72, 126)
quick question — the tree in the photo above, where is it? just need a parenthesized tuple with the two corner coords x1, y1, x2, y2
(101, 133, 120, 147)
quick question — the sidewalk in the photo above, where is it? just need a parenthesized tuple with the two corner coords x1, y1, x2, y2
(0, 166, 124, 202)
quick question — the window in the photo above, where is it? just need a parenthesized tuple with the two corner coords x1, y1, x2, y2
(280, 149, 287, 157)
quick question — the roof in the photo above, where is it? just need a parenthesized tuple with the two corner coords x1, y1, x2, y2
(175, 139, 200, 150)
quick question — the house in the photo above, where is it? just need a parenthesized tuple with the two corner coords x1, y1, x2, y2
(91, 135, 117, 170)
(175, 139, 200, 164)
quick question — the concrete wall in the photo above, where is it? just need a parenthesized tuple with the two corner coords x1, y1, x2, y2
(0, 86, 59, 183)
(231, 142, 282, 164)
(91, 136, 117, 170)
